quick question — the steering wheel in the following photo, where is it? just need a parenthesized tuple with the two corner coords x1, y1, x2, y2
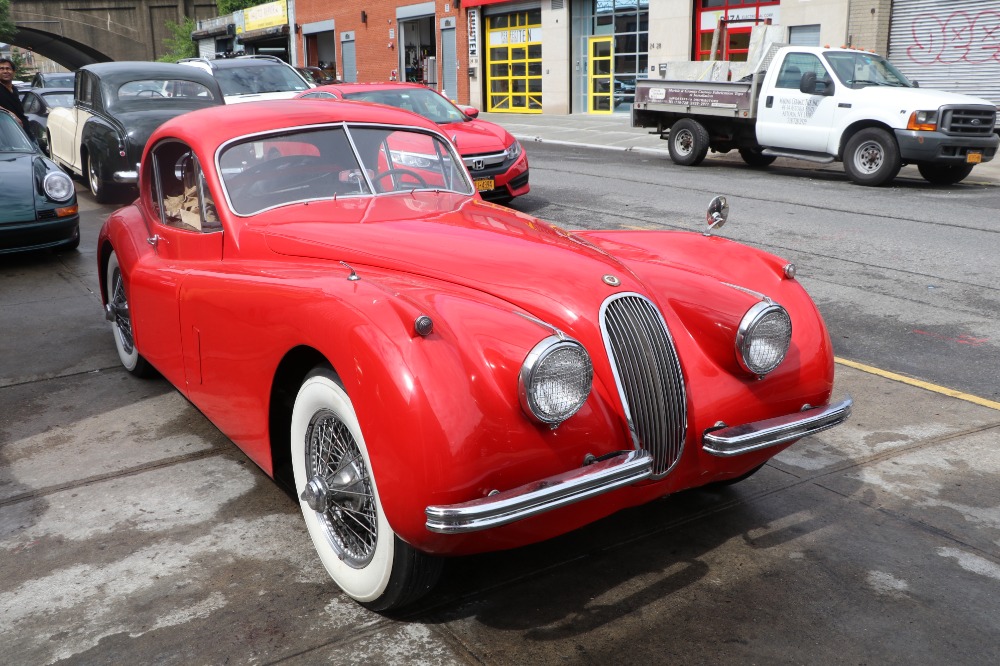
(372, 168, 428, 193)
(135, 89, 165, 97)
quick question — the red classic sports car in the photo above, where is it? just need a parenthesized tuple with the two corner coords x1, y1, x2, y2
(97, 100, 851, 612)
(296, 82, 529, 203)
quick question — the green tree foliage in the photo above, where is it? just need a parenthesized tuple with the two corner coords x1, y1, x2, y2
(0, 0, 17, 42)
(218, 0, 272, 15)
(157, 17, 198, 63)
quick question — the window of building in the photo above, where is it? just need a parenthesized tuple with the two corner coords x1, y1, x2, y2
(694, 0, 780, 62)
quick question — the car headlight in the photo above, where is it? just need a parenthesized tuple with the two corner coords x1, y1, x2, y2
(736, 301, 792, 376)
(390, 150, 433, 168)
(43, 171, 75, 202)
(505, 140, 522, 161)
(519, 335, 593, 426)
(907, 110, 938, 131)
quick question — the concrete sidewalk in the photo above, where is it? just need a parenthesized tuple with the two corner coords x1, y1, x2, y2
(480, 111, 1000, 187)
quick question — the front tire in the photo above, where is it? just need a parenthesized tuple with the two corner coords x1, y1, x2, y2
(106, 251, 155, 377)
(668, 118, 710, 167)
(843, 128, 901, 186)
(917, 162, 974, 185)
(739, 146, 777, 167)
(291, 369, 441, 611)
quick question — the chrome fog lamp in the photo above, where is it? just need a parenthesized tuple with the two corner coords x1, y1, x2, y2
(736, 301, 792, 376)
(519, 336, 593, 426)
(43, 171, 74, 201)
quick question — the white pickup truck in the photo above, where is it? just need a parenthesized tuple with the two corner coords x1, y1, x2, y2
(632, 45, 999, 186)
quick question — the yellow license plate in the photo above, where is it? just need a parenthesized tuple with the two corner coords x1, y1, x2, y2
(967, 151, 983, 164)
(474, 178, 495, 192)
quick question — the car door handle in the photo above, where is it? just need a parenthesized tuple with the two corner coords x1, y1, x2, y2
(766, 95, 774, 108)
(147, 234, 162, 247)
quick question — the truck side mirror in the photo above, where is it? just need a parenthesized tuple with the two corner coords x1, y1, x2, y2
(800, 71, 835, 96)
(800, 71, 817, 94)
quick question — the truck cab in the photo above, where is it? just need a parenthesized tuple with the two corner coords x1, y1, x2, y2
(633, 45, 999, 186)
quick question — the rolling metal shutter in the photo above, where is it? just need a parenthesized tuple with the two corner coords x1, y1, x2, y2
(888, 0, 1000, 120)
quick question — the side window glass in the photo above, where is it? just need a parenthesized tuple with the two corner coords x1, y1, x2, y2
(23, 95, 38, 114)
(78, 74, 93, 106)
(150, 142, 221, 233)
(776, 54, 830, 90)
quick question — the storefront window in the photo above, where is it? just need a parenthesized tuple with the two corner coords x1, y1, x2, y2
(576, 0, 648, 113)
(695, 0, 779, 62)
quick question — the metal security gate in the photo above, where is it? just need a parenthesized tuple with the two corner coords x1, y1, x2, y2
(888, 0, 1000, 125)
(341, 33, 357, 83)
(441, 21, 457, 101)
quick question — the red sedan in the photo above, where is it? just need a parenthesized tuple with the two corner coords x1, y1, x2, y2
(296, 82, 529, 203)
(98, 100, 850, 612)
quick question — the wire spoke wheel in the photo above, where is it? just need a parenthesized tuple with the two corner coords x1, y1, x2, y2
(306, 409, 378, 568)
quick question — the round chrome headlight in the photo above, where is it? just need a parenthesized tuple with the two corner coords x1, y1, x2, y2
(736, 302, 792, 376)
(519, 336, 593, 426)
(43, 171, 74, 202)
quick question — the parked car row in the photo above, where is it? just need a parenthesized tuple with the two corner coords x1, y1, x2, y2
(30, 58, 529, 214)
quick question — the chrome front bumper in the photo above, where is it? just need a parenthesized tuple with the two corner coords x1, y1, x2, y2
(113, 169, 138, 184)
(425, 450, 652, 534)
(424, 397, 852, 534)
(703, 397, 853, 457)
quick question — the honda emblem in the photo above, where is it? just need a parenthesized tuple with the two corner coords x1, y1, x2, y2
(473, 159, 485, 171)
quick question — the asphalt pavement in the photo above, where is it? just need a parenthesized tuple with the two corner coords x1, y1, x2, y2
(479, 110, 1000, 187)
(1, 116, 999, 664)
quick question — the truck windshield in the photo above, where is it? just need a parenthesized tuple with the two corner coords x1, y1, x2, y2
(824, 52, 913, 89)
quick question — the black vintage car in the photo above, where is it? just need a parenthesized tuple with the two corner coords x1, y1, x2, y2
(46, 62, 224, 202)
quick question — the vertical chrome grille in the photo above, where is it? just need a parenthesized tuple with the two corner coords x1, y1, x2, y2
(600, 293, 687, 476)
(941, 107, 996, 137)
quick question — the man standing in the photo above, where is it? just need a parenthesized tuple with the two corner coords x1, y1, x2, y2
(0, 57, 29, 129)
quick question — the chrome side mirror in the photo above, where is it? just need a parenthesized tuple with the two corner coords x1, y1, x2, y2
(705, 195, 729, 235)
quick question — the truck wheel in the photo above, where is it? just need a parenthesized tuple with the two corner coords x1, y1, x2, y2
(843, 128, 901, 186)
(917, 163, 974, 185)
(668, 118, 710, 166)
(739, 147, 776, 167)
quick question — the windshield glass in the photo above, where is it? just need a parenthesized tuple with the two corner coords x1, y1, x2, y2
(218, 124, 473, 215)
(43, 74, 75, 87)
(116, 79, 218, 102)
(824, 51, 913, 89)
(214, 64, 310, 96)
(41, 92, 75, 108)
(0, 113, 35, 153)
(342, 88, 467, 123)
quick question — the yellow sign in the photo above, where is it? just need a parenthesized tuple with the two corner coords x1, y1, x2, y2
(244, 1, 288, 32)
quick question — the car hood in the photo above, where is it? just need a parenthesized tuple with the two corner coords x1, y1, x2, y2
(0, 154, 38, 224)
(225, 91, 303, 104)
(855, 85, 996, 110)
(260, 194, 762, 329)
(440, 118, 514, 154)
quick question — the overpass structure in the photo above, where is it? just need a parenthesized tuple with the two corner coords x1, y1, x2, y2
(9, 0, 217, 70)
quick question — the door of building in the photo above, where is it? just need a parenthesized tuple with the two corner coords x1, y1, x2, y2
(441, 22, 457, 100)
(341, 34, 356, 83)
(588, 36, 614, 114)
(485, 10, 542, 113)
